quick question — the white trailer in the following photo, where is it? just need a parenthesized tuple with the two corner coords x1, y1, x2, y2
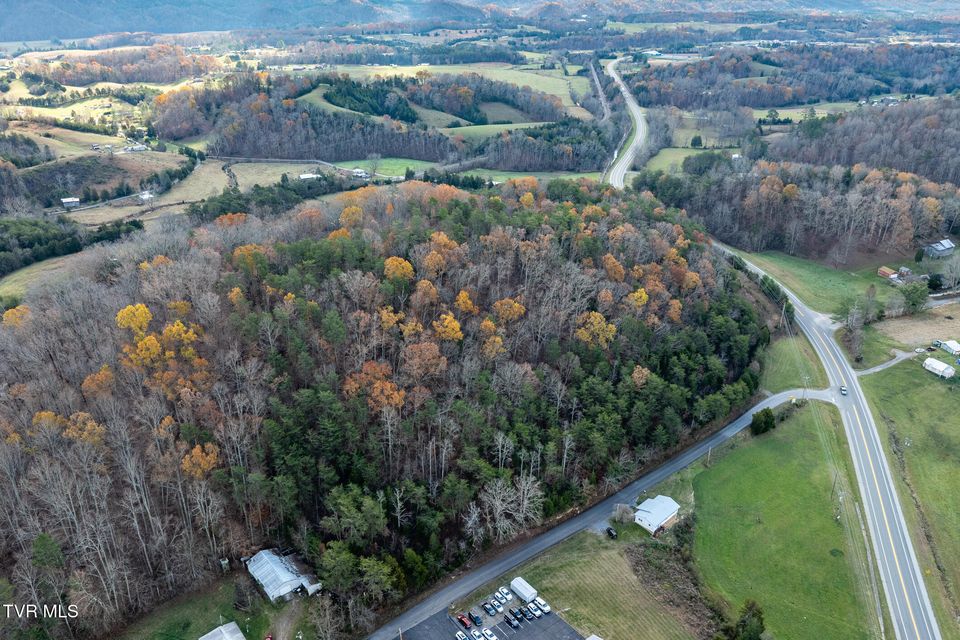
(510, 576, 537, 603)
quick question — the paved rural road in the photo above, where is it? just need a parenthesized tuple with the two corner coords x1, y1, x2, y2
(368, 388, 826, 640)
(604, 57, 646, 188)
(717, 244, 942, 640)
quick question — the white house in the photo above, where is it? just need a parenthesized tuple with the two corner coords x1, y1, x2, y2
(61, 197, 80, 209)
(940, 340, 960, 356)
(199, 621, 246, 640)
(246, 549, 321, 603)
(923, 357, 956, 379)
(634, 495, 680, 535)
(351, 168, 370, 179)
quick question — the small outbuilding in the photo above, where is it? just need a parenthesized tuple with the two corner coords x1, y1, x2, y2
(877, 266, 896, 278)
(199, 621, 246, 640)
(61, 197, 80, 209)
(923, 357, 956, 379)
(634, 495, 680, 535)
(925, 238, 956, 259)
(510, 576, 537, 603)
(940, 340, 960, 356)
(298, 173, 322, 180)
(246, 549, 321, 603)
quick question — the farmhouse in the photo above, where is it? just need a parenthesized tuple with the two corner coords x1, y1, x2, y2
(925, 238, 956, 259)
(923, 357, 956, 379)
(352, 168, 370, 179)
(634, 495, 680, 535)
(199, 621, 246, 640)
(61, 197, 80, 209)
(940, 340, 960, 355)
(246, 549, 321, 603)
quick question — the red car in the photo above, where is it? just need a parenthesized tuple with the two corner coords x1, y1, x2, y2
(456, 613, 472, 629)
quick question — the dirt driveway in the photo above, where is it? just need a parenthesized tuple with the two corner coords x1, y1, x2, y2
(874, 302, 960, 346)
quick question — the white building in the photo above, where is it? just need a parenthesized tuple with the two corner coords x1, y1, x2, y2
(351, 168, 370, 179)
(199, 621, 246, 640)
(923, 357, 956, 379)
(510, 576, 537, 603)
(299, 173, 322, 180)
(940, 340, 960, 356)
(634, 495, 680, 535)
(61, 197, 80, 209)
(246, 549, 321, 603)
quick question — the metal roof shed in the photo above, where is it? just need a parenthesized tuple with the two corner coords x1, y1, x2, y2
(634, 495, 680, 535)
(246, 549, 321, 602)
(199, 621, 246, 640)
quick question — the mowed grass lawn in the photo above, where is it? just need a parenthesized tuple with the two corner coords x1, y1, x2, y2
(0, 254, 76, 298)
(735, 250, 892, 315)
(861, 357, 960, 639)
(692, 403, 878, 640)
(456, 531, 694, 640)
(645, 148, 710, 173)
(443, 122, 543, 141)
(462, 169, 601, 183)
(333, 157, 436, 176)
(760, 334, 829, 393)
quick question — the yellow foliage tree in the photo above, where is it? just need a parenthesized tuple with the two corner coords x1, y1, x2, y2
(227, 286, 245, 306)
(454, 290, 478, 315)
(167, 300, 192, 318)
(602, 253, 625, 282)
(384, 256, 415, 282)
(631, 365, 651, 389)
(481, 335, 506, 360)
(492, 297, 526, 324)
(479, 318, 497, 337)
(575, 311, 616, 349)
(519, 192, 535, 208)
(379, 306, 405, 331)
(2, 304, 30, 328)
(116, 303, 153, 338)
(626, 288, 649, 311)
(327, 228, 351, 241)
(339, 205, 363, 228)
(64, 412, 106, 447)
(432, 312, 463, 341)
(81, 365, 115, 397)
(423, 250, 447, 279)
(667, 299, 683, 323)
(181, 443, 220, 479)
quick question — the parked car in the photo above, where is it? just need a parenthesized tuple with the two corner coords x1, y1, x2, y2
(456, 614, 471, 629)
(493, 591, 507, 604)
(509, 607, 523, 620)
(482, 602, 496, 616)
(534, 596, 551, 613)
(499, 586, 513, 601)
(520, 607, 534, 621)
(490, 599, 503, 613)
(482, 629, 498, 640)
(505, 615, 520, 629)
(469, 610, 483, 626)
(528, 603, 543, 618)
(471, 631, 483, 640)
(605, 526, 618, 539)
(456, 632, 468, 640)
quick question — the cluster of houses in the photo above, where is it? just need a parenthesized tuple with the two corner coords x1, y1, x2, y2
(923, 340, 960, 379)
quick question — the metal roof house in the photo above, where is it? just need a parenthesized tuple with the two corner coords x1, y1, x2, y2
(246, 549, 321, 603)
(925, 238, 956, 259)
(940, 340, 960, 356)
(634, 495, 680, 535)
(199, 621, 246, 640)
(923, 357, 956, 379)
(61, 197, 80, 209)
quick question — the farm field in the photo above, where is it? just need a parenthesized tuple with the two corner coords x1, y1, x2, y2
(442, 122, 542, 141)
(0, 254, 76, 298)
(760, 334, 829, 393)
(5, 120, 124, 161)
(682, 403, 880, 640)
(479, 100, 530, 123)
(409, 101, 462, 128)
(333, 157, 436, 177)
(861, 357, 960, 640)
(230, 162, 329, 190)
(455, 531, 695, 640)
(645, 147, 710, 173)
(731, 250, 893, 315)
(69, 160, 229, 225)
(462, 169, 601, 183)
(873, 302, 960, 347)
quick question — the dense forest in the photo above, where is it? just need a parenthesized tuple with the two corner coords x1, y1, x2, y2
(323, 77, 419, 123)
(405, 73, 567, 124)
(0, 130, 55, 168)
(480, 119, 612, 171)
(260, 42, 525, 67)
(768, 97, 960, 185)
(633, 155, 960, 263)
(0, 177, 768, 638)
(40, 44, 221, 86)
(629, 45, 960, 109)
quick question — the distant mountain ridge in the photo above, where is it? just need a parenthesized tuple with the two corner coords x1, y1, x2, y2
(0, 0, 955, 41)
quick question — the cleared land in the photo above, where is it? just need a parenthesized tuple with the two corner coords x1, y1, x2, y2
(0, 254, 76, 298)
(333, 157, 436, 177)
(861, 356, 960, 639)
(874, 302, 960, 347)
(409, 101, 462, 128)
(6, 120, 125, 161)
(443, 122, 542, 141)
(463, 169, 601, 183)
(760, 334, 829, 393)
(455, 531, 694, 640)
(688, 403, 879, 640)
(231, 162, 329, 190)
(479, 100, 531, 123)
(645, 148, 709, 173)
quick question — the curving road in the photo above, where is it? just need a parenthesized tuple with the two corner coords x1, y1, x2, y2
(368, 389, 828, 640)
(716, 244, 942, 640)
(604, 58, 646, 189)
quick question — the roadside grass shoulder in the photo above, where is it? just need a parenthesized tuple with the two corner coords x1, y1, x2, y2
(837, 325, 907, 370)
(861, 359, 960, 639)
(760, 334, 829, 393)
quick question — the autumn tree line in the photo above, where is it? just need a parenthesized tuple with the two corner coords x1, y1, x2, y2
(0, 176, 768, 638)
(36, 44, 221, 86)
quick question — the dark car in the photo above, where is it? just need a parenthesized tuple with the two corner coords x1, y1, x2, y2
(521, 607, 535, 621)
(469, 610, 483, 626)
(509, 607, 523, 620)
(505, 615, 520, 629)
(606, 526, 618, 539)
(482, 602, 496, 616)
(456, 613, 471, 629)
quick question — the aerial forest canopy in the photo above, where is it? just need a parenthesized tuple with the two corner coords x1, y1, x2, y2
(0, 178, 766, 638)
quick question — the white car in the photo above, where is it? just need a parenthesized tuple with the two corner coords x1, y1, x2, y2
(471, 631, 483, 640)
(528, 603, 543, 618)
(490, 599, 503, 613)
(499, 586, 513, 601)
(534, 596, 551, 613)
(482, 629, 498, 640)
(456, 633, 467, 640)
(493, 591, 507, 604)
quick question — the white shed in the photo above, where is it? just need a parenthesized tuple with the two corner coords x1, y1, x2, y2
(510, 576, 537, 603)
(940, 340, 960, 356)
(199, 621, 246, 640)
(61, 197, 80, 209)
(246, 549, 321, 603)
(923, 357, 956, 379)
(634, 495, 680, 535)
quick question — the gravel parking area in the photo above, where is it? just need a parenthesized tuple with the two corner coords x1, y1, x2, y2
(398, 606, 584, 640)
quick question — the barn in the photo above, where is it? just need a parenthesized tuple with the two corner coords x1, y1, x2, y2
(634, 495, 680, 535)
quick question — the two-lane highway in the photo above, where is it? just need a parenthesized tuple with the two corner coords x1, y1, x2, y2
(719, 244, 942, 640)
(604, 57, 646, 189)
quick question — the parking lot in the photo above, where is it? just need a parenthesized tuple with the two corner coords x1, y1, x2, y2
(399, 604, 584, 640)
